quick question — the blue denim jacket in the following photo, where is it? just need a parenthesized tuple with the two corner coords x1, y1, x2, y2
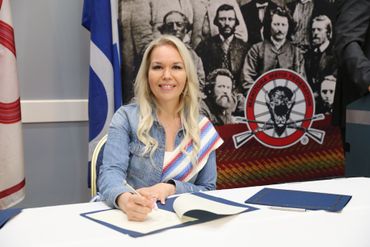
(98, 103, 218, 208)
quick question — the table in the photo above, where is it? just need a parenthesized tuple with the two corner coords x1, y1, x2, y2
(1, 177, 370, 247)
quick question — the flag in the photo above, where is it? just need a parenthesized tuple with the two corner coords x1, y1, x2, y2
(0, 0, 25, 209)
(82, 0, 122, 186)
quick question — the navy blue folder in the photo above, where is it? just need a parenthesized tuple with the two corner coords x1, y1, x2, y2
(0, 208, 22, 229)
(245, 188, 352, 212)
(81, 192, 257, 237)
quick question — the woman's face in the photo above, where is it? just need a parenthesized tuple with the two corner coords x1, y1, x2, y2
(148, 44, 187, 107)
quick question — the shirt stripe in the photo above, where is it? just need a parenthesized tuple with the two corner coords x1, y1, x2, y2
(161, 117, 223, 182)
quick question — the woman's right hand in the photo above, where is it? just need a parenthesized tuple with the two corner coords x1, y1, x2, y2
(116, 192, 156, 221)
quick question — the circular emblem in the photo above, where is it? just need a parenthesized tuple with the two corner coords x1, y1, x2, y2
(244, 69, 315, 148)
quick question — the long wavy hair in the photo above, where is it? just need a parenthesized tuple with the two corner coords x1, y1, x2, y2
(133, 35, 201, 164)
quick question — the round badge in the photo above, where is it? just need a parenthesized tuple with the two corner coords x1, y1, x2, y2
(244, 69, 315, 148)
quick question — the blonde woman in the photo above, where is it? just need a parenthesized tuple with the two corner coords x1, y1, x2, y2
(98, 35, 223, 221)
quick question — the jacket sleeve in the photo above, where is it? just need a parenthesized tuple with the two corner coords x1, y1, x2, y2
(241, 43, 260, 91)
(334, 0, 370, 92)
(97, 108, 131, 208)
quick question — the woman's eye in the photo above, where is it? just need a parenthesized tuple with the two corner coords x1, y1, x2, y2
(152, 65, 162, 70)
(173, 65, 183, 70)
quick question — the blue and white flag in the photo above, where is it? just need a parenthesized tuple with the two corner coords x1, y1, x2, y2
(82, 0, 122, 184)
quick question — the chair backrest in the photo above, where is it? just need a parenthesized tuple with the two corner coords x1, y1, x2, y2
(90, 135, 107, 198)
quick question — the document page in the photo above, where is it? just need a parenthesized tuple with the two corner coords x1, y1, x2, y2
(82, 192, 257, 237)
(87, 208, 196, 234)
(173, 193, 251, 218)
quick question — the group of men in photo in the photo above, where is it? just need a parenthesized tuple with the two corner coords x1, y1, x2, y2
(119, 0, 336, 125)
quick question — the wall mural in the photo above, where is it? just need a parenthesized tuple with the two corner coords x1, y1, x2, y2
(118, 0, 343, 189)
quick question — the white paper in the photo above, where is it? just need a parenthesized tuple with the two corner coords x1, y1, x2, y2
(87, 208, 196, 234)
(86, 193, 247, 234)
(173, 193, 248, 218)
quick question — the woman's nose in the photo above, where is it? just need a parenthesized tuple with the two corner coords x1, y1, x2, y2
(162, 68, 171, 79)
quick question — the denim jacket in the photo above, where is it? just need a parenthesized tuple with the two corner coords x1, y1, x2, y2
(98, 103, 218, 208)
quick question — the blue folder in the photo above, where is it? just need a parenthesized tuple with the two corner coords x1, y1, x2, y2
(245, 188, 352, 212)
(0, 208, 22, 229)
(81, 192, 257, 238)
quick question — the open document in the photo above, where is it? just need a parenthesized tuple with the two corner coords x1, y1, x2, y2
(81, 192, 257, 237)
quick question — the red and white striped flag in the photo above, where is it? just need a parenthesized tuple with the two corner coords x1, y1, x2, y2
(0, 0, 25, 209)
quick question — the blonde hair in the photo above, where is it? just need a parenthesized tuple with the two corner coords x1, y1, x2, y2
(134, 35, 201, 164)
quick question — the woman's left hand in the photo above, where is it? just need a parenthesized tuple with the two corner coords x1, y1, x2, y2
(137, 183, 176, 204)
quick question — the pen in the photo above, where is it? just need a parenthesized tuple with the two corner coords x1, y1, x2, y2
(123, 180, 158, 209)
(269, 206, 306, 212)
(123, 180, 140, 195)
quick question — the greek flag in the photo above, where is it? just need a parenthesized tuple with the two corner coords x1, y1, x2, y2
(82, 0, 122, 186)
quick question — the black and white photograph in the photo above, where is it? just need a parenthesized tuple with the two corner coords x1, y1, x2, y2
(118, 0, 337, 125)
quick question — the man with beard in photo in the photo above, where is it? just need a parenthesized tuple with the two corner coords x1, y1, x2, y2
(200, 68, 244, 125)
(195, 4, 250, 91)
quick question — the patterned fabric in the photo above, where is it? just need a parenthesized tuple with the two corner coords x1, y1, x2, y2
(221, 35, 233, 71)
(216, 118, 344, 189)
(161, 117, 223, 182)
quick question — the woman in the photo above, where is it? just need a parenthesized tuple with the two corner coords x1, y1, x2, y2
(98, 35, 223, 221)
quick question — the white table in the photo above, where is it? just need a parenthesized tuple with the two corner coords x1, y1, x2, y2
(1, 177, 370, 247)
